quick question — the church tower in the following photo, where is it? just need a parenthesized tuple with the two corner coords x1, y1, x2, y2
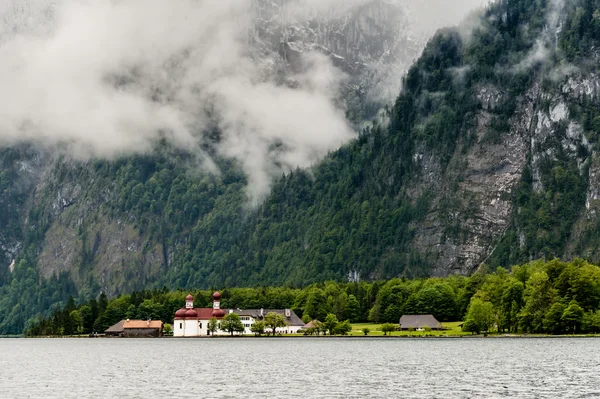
(212, 292, 225, 317)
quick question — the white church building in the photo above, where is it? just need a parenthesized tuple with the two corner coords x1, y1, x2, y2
(173, 292, 305, 337)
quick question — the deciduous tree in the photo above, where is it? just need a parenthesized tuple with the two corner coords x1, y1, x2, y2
(208, 317, 219, 335)
(323, 314, 339, 335)
(222, 313, 245, 336)
(264, 312, 286, 336)
(462, 298, 494, 334)
(250, 321, 266, 336)
(335, 320, 352, 335)
(562, 300, 584, 334)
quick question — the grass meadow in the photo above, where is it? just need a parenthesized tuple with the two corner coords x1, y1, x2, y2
(348, 321, 470, 337)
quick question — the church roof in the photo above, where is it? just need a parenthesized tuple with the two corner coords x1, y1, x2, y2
(179, 308, 226, 320)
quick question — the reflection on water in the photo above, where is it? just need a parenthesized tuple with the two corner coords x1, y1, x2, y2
(1, 337, 599, 398)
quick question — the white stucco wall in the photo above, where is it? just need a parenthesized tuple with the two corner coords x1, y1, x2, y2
(174, 319, 185, 337)
(184, 319, 199, 336)
(174, 315, 304, 336)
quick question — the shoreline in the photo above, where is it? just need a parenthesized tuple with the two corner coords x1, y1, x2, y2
(19, 333, 600, 339)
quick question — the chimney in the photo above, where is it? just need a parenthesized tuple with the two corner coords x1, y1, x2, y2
(260, 308, 264, 317)
(285, 309, 291, 318)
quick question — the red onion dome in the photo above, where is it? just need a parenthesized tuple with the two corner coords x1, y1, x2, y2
(212, 291, 221, 301)
(212, 309, 226, 318)
(175, 308, 187, 319)
(185, 309, 198, 319)
(186, 294, 194, 301)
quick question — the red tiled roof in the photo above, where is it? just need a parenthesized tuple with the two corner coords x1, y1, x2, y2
(182, 308, 226, 320)
(123, 320, 163, 329)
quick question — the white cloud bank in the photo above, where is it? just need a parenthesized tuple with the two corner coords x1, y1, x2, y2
(407, 0, 490, 35)
(0, 0, 356, 202)
(0, 0, 486, 202)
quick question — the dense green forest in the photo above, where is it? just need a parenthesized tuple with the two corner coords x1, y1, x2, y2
(4, 0, 600, 335)
(26, 259, 600, 336)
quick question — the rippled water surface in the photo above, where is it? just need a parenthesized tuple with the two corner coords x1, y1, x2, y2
(1, 337, 600, 398)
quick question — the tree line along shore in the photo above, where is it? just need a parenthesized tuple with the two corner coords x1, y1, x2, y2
(25, 259, 600, 337)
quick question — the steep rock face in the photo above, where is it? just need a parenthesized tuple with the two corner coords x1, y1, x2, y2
(0, 152, 166, 295)
(378, 0, 600, 275)
(412, 83, 534, 276)
(0, 147, 48, 271)
(411, 66, 600, 275)
(36, 214, 164, 297)
(562, 73, 600, 261)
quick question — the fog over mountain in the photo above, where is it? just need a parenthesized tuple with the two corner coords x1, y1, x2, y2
(0, 0, 485, 201)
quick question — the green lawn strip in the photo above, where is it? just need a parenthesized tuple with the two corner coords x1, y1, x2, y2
(350, 322, 471, 337)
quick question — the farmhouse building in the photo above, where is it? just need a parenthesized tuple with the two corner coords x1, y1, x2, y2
(399, 314, 443, 330)
(173, 292, 304, 337)
(231, 308, 305, 334)
(105, 319, 164, 337)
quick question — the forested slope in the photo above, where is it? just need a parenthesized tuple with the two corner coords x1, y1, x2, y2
(27, 259, 600, 336)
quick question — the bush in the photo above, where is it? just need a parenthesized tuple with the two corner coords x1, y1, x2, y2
(250, 321, 266, 336)
(334, 320, 352, 336)
(381, 323, 397, 335)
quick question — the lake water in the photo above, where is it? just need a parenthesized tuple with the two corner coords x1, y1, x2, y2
(1, 337, 599, 398)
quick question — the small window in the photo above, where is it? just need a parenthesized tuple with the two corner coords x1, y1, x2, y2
(179, 323, 182, 329)
(199, 322, 203, 328)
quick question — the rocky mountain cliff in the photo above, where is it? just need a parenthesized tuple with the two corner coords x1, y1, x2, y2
(3, 0, 600, 334)
(395, 0, 600, 276)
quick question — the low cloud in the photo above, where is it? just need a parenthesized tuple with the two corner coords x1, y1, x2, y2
(0, 0, 355, 203)
(516, 0, 566, 71)
(406, 0, 490, 36)
(0, 0, 487, 203)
